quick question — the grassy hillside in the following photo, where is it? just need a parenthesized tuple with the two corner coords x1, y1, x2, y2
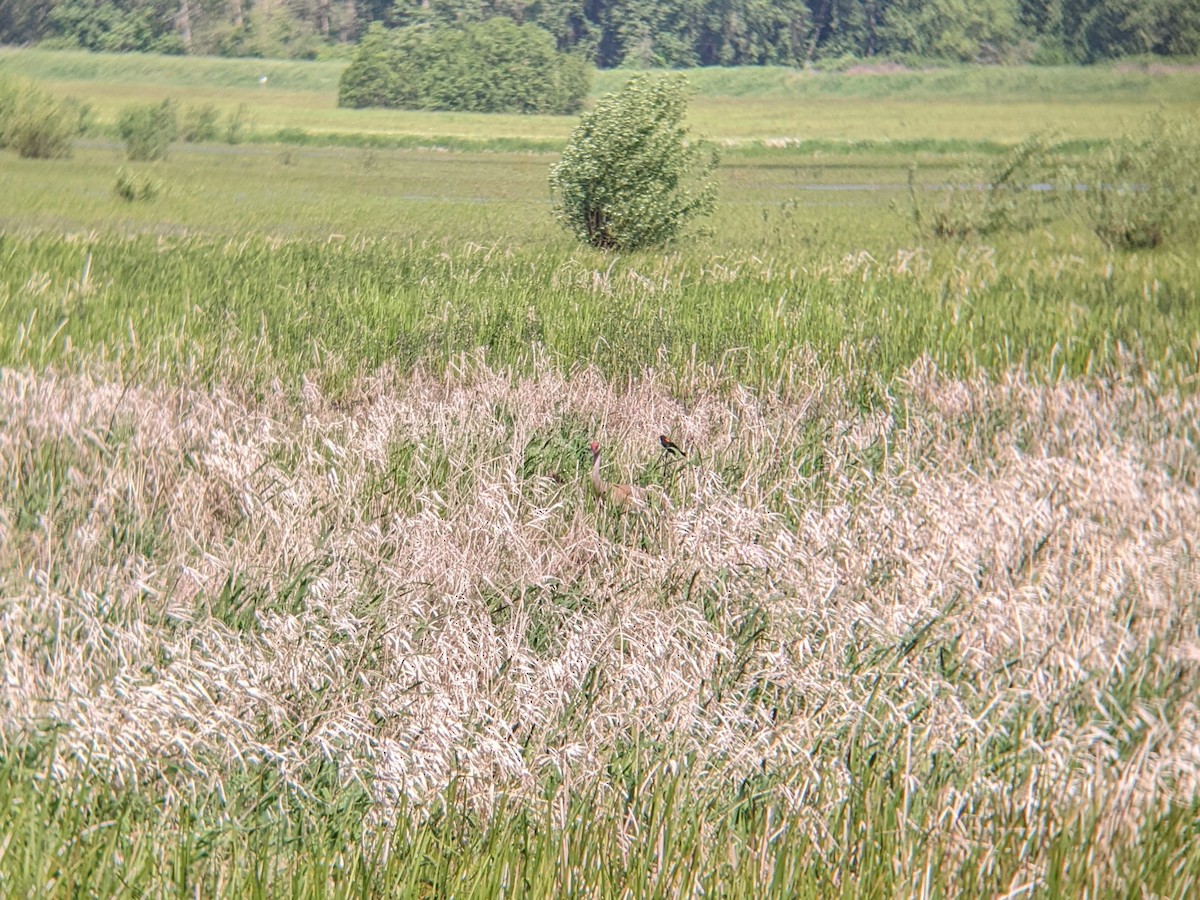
(4, 48, 1199, 146)
(7, 47, 1199, 101)
(0, 47, 347, 91)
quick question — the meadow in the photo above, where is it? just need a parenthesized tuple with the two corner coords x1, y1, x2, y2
(5, 47, 1200, 147)
(1, 50, 1200, 896)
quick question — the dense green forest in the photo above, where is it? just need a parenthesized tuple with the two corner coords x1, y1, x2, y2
(2, 0, 1197, 65)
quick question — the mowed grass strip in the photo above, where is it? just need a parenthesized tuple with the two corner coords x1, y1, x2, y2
(8, 47, 1199, 102)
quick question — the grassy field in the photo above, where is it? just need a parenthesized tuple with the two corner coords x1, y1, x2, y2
(2, 49, 1200, 896)
(4, 48, 1200, 147)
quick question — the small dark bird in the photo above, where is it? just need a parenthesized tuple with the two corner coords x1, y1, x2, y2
(659, 434, 686, 457)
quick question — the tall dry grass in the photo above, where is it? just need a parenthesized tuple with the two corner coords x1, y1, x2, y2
(1, 353, 1198, 890)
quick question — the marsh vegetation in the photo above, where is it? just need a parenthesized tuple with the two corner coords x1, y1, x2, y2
(1, 51, 1199, 896)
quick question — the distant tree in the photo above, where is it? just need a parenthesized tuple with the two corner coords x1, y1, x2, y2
(46, 0, 185, 53)
(1060, 0, 1200, 61)
(695, 0, 810, 65)
(1138, 0, 1200, 55)
(6, 0, 1199, 63)
(1016, 0, 1069, 61)
(804, 0, 874, 60)
(379, 0, 810, 67)
(878, 0, 1020, 62)
(528, 0, 600, 54)
(1018, 0, 1063, 38)
(550, 74, 719, 251)
(338, 19, 589, 113)
(0, 0, 52, 46)
(336, 23, 408, 108)
(582, 0, 809, 68)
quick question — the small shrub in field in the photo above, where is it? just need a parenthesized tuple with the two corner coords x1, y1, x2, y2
(117, 99, 178, 161)
(180, 103, 220, 143)
(114, 169, 161, 202)
(910, 135, 1061, 239)
(0, 78, 19, 146)
(224, 104, 252, 145)
(1080, 115, 1200, 250)
(66, 97, 96, 137)
(0, 77, 80, 159)
(550, 74, 719, 251)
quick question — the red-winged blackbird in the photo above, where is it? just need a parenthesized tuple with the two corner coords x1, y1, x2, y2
(659, 434, 685, 457)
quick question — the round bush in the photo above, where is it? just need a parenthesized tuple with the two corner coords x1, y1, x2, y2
(550, 74, 718, 251)
(338, 21, 589, 115)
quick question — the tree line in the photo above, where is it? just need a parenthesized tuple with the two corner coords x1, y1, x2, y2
(2, 0, 1197, 65)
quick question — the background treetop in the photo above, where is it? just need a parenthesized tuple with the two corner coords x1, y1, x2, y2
(3, 0, 1197, 66)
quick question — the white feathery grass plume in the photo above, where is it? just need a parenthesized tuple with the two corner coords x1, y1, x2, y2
(1, 355, 1198, 851)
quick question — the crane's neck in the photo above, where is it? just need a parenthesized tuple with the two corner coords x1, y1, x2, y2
(590, 450, 608, 496)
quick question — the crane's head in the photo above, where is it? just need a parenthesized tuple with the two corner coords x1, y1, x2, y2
(588, 441, 600, 456)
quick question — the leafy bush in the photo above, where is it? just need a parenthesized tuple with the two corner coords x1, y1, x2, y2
(0, 77, 81, 159)
(0, 79, 16, 148)
(1079, 115, 1200, 250)
(910, 135, 1062, 239)
(180, 104, 220, 143)
(114, 168, 161, 202)
(549, 74, 718, 251)
(47, 0, 184, 54)
(223, 104, 253, 145)
(878, 0, 1020, 62)
(338, 20, 589, 114)
(116, 99, 178, 161)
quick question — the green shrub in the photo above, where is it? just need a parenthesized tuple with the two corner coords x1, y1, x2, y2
(116, 99, 178, 161)
(0, 77, 80, 159)
(910, 135, 1062, 239)
(47, 0, 183, 54)
(0, 77, 25, 151)
(1079, 115, 1200, 250)
(549, 74, 719, 251)
(877, 0, 1020, 62)
(66, 96, 96, 137)
(113, 168, 161, 202)
(223, 103, 253, 145)
(338, 20, 589, 114)
(180, 103, 220, 143)
(335, 24, 405, 109)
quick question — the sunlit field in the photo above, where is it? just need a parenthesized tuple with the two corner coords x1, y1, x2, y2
(2, 49, 1200, 897)
(4, 48, 1199, 146)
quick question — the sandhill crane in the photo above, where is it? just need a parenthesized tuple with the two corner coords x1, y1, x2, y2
(589, 441, 642, 511)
